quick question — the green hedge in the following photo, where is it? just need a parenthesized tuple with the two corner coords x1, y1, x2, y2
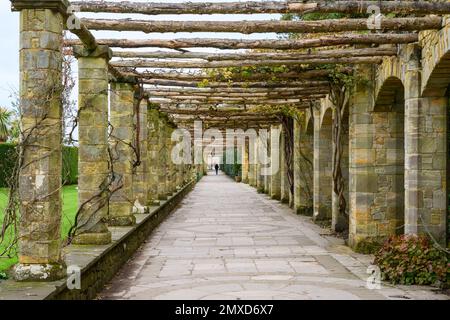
(0, 144, 78, 187)
(221, 147, 241, 177)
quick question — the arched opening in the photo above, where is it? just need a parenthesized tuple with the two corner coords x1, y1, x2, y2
(373, 77, 405, 235)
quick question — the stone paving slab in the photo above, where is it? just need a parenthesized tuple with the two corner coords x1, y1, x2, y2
(98, 173, 449, 300)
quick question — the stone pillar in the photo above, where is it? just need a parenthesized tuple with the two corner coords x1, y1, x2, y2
(242, 139, 249, 184)
(147, 106, 160, 205)
(157, 118, 168, 200)
(280, 127, 290, 203)
(294, 116, 314, 215)
(406, 45, 447, 245)
(256, 134, 264, 193)
(13, 1, 66, 281)
(132, 94, 149, 213)
(73, 45, 112, 245)
(331, 110, 350, 230)
(248, 138, 257, 187)
(109, 81, 137, 225)
(166, 126, 176, 195)
(313, 108, 333, 221)
(270, 125, 281, 200)
(348, 65, 377, 251)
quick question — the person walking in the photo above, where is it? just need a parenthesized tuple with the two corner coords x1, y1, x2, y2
(214, 164, 219, 175)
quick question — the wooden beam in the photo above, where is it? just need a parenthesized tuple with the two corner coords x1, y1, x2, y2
(64, 34, 418, 49)
(143, 79, 329, 88)
(82, 17, 441, 34)
(112, 47, 396, 60)
(149, 95, 325, 102)
(122, 69, 336, 81)
(112, 56, 382, 68)
(148, 91, 327, 98)
(71, 1, 450, 15)
(145, 86, 328, 94)
(149, 98, 315, 105)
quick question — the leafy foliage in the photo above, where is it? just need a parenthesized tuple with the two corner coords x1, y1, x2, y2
(374, 235, 450, 287)
(0, 108, 12, 142)
(0, 144, 79, 187)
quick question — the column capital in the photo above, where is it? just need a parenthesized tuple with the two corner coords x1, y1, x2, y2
(73, 44, 112, 61)
(10, 0, 69, 14)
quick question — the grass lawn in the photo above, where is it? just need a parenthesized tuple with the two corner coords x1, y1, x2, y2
(0, 185, 78, 273)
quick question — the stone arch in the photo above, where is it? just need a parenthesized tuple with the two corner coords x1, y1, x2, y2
(417, 29, 449, 244)
(421, 27, 450, 97)
(373, 76, 405, 236)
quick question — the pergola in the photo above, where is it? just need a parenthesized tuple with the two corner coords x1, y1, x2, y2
(57, 0, 447, 130)
(8, 0, 448, 281)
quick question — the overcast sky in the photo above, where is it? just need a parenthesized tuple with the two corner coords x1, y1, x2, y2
(0, 0, 284, 110)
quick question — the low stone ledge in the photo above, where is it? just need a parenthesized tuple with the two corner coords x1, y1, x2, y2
(0, 180, 196, 300)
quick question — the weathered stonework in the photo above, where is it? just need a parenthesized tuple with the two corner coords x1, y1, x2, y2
(147, 106, 161, 205)
(132, 93, 149, 213)
(270, 125, 281, 200)
(157, 118, 169, 200)
(109, 81, 137, 226)
(14, 5, 66, 280)
(279, 126, 291, 204)
(313, 106, 333, 221)
(294, 115, 314, 215)
(242, 139, 249, 184)
(72, 45, 112, 245)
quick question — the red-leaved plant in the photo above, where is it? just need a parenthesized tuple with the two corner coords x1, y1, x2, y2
(374, 235, 449, 287)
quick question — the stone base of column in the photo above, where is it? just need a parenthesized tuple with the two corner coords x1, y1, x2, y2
(148, 199, 161, 206)
(280, 197, 289, 204)
(348, 235, 385, 254)
(296, 206, 313, 216)
(13, 263, 66, 282)
(71, 231, 112, 245)
(109, 216, 136, 226)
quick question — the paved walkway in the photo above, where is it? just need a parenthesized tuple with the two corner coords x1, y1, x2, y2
(99, 173, 448, 300)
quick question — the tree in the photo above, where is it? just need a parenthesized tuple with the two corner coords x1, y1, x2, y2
(0, 107, 12, 143)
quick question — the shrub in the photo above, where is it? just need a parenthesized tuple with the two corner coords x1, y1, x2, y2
(374, 235, 450, 287)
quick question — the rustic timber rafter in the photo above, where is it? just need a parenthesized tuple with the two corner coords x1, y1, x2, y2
(71, 1, 450, 15)
(143, 79, 329, 88)
(111, 57, 383, 68)
(112, 48, 397, 61)
(81, 17, 441, 34)
(121, 69, 338, 82)
(64, 34, 417, 50)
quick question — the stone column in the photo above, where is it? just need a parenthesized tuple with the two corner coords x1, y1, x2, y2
(73, 45, 112, 245)
(157, 119, 168, 199)
(348, 65, 377, 251)
(331, 109, 350, 230)
(294, 115, 314, 215)
(13, 1, 66, 281)
(242, 139, 249, 184)
(248, 138, 257, 187)
(270, 125, 281, 200)
(406, 45, 447, 245)
(280, 127, 290, 203)
(109, 81, 137, 225)
(313, 108, 333, 221)
(132, 93, 149, 213)
(256, 134, 264, 193)
(147, 106, 160, 205)
(166, 126, 176, 194)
